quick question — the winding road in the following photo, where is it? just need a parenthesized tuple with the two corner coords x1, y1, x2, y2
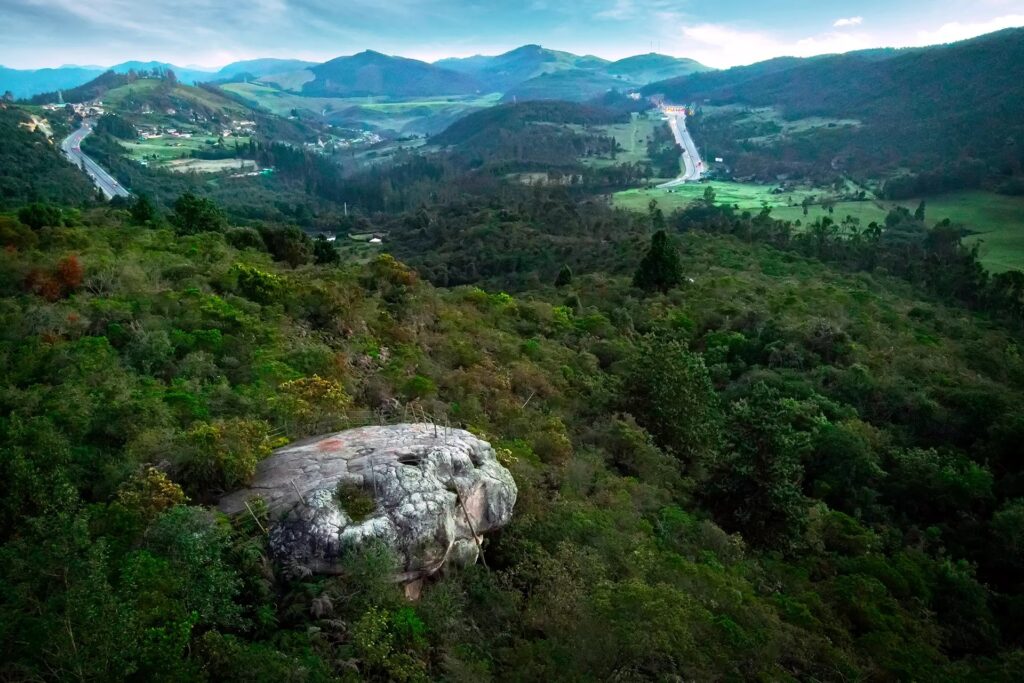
(657, 107, 703, 189)
(60, 120, 130, 200)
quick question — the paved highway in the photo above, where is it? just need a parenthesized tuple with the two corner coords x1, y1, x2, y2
(657, 108, 703, 189)
(60, 120, 130, 200)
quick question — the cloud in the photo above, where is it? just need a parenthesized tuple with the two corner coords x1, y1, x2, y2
(596, 0, 635, 20)
(661, 9, 1024, 69)
(3, 1, 1024, 70)
(670, 23, 873, 68)
(833, 16, 863, 28)
(912, 13, 1024, 45)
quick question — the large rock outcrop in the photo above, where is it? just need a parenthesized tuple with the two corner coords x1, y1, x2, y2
(219, 424, 517, 587)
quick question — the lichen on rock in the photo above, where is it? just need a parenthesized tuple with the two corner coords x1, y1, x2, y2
(219, 423, 517, 582)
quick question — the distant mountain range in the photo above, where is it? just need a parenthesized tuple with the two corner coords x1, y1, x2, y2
(438, 45, 711, 99)
(0, 58, 316, 99)
(1, 46, 708, 100)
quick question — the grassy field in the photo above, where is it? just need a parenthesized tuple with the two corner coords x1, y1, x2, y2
(258, 69, 315, 91)
(920, 192, 1024, 273)
(165, 158, 257, 174)
(615, 181, 821, 213)
(119, 134, 252, 170)
(577, 113, 665, 167)
(772, 201, 889, 226)
(615, 183, 1024, 272)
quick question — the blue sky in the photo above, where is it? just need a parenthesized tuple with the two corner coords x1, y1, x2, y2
(2, 0, 1024, 69)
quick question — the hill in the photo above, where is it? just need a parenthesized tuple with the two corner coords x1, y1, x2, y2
(31, 71, 250, 122)
(0, 65, 105, 100)
(107, 61, 216, 85)
(3, 171, 1024, 679)
(434, 100, 624, 146)
(28, 70, 133, 105)
(439, 46, 711, 99)
(500, 69, 629, 103)
(432, 100, 626, 167)
(643, 29, 1024, 187)
(2, 59, 324, 100)
(0, 104, 96, 208)
(459, 47, 714, 102)
(436, 44, 609, 92)
(214, 59, 317, 83)
(606, 53, 713, 83)
(302, 50, 482, 97)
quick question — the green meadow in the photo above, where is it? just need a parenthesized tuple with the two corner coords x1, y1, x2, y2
(118, 135, 251, 165)
(578, 113, 665, 167)
(615, 182, 1024, 272)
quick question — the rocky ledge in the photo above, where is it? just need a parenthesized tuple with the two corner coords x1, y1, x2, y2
(220, 424, 517, 592)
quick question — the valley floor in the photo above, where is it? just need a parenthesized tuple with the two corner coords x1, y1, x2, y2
(615, 183, 1024, 272)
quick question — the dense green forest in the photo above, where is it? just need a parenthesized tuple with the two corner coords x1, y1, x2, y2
(4, 33, 1024, 676)
(4, 149, 1024, 679)
(0, 105, 97, 209)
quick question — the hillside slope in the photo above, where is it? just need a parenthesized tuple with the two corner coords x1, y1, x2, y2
(645, 29, 1024, 182)
(434, 100, 624, 146)
(437, 44, 609, 92)
(214, 59, 316, 81)
(607, 53, 713, 83)
(0, 105, 95, 208)
(302, 51, 483, 97)
(0, 65, 104, 100)
(500, 69, 629, 103)
(444, 46, 712, 101)
(433, 100, 626, 167)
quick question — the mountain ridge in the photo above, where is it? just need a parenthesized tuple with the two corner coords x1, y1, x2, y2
(301, 50, 484, 97)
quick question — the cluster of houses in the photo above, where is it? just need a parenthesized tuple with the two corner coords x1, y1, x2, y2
(304, 129, 384, 154)
(42, 101, 105, 117)
(136, 125, 193, 141)
(134, 118, 256, 143)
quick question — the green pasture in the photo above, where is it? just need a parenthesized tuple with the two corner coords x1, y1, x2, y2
(615, 183, 1024, 272)
(578, 113, 666, 167)
(922, 192, 1024, 273)
(119, 134, 251, 165)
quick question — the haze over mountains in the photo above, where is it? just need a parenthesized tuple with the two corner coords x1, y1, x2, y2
(2, 45, 709, 101)
(0, 58, 315, 99)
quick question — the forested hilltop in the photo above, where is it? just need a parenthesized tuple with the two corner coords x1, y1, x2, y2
(3, 126, 1024, 679)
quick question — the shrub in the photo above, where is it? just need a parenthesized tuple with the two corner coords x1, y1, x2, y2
(623, 335, 721, 464)
(274, 375, 352, 436)
(179, 418, 272, 495)
(116, 467, 188, 521)
(403, 374, 436, 400)
(313, 235, 340, 264)
(231, 263, 284, 305)
(18, 202, 63, 230)
(337, 481, 376, 522)
(258, 226, 311, 267)
(56, 254, 83, 291)
(170, 192, 226, 235)
(225, 227, 265, 251)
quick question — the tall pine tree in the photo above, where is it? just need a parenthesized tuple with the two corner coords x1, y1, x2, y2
(634, 230, 683, 293)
